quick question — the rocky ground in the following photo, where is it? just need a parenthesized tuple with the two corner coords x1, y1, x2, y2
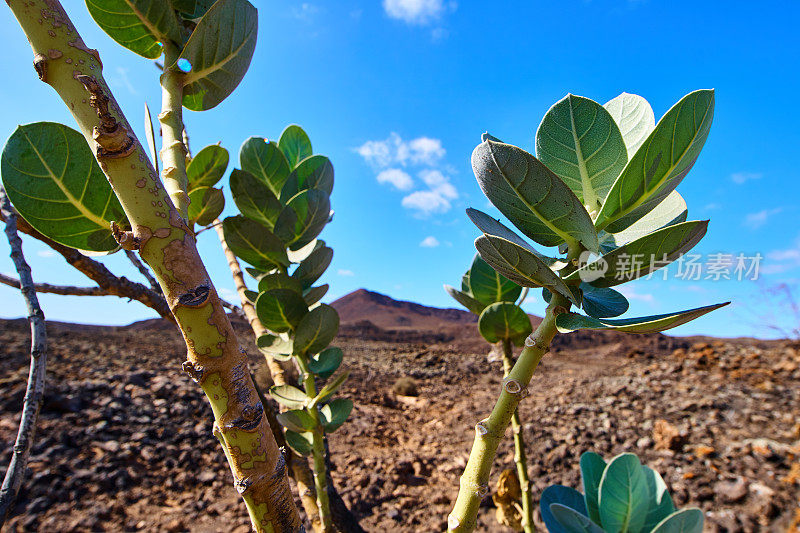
(1, 313, 799, 532)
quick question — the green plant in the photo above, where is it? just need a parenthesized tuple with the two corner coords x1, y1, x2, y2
(540, 452, 703, 533)
(447, 90, 728, 532)
(446, 254, 535, 532)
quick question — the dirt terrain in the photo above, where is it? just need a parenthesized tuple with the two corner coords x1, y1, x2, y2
(1, 289, 799, 532)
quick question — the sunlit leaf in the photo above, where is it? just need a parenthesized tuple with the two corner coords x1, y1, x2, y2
(556, 302, 729, 334)
(604, 92, 656, 156)
(239, 137, 291, 197)
(187, 144, 229, 189)
(222, 215, 289, 270)
(86, 0, 182, 59)
(278, 125, 313, 169)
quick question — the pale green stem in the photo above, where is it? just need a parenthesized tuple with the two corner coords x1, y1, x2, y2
(447, 292, 570, 532)
(501, 338, 534, 533)
(297, 354, 334, 532)
(158, 42, 190, 220)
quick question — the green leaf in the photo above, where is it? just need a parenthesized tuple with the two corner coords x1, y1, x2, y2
(642, 466, 676, 530)
(292, 245, 333, 289)
(444, 284, 486, 315)
(278, 125, 313, 169)
(171, 0, 214, 18)
(244, 289, 258, 303)
(478, 302, 532, 345)
(240, 137, 291, 197)
(581, 284, 628, 319)
(598, 453, 649, 533)
(255, 288, 308, 333)
(280, 155, 334, 203)
(256, 333, 293, 361)
(187, 145, 229, 189)
(85, 0, 181, 59)
(565, 221, 708, 288)
(308, 347, 343, 379)
(274, 189, 331, 251)
(222, 216, 289, 270)
(599, 191, 687, 252)
(284, 430, 314, 456)
(466, 254, 522, 306)
(294, 304, 339, 355)
(536, 94, 627, 213)
(257, 272, 303, 294)
(178, 0, 258, 111)
(596, 90, 715, 233)
(1, 122, 126, 252)
(604, 93, 656, 156)
(466, 208, 567, 269)
(288, 239, 323, 263)
(650, 509, 703, 533)
(245, 267, 269, 280)
(550, 504, 605, 533)
(187, 186, 224, 226)
(312, 370, 349, 407)
(556, 303, 729, 334)
(472, 139, 598, 251)
(144, 103, 159, 175)
(276, 409, 316, 432)
(269, 384, 308, 410)
(230, 169, 282, 230)
(320, 398, 353, 433)
(303, 284, 329, 307)
(475, 235, 579, 305)
(580, 451, 607, 524)
(540, 485, 588, 533)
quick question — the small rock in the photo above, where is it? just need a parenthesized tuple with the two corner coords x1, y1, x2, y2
(714, 478, 748, 503)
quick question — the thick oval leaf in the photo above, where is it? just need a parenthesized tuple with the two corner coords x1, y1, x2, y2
(565, 221, 708, 288)
(581, 284, 629, 318)
(280, 155, 334, 203)
(187, 145, 229, 189)
(279, 125, 313, 169)
(312, 371, 349, 406)
(292, 246, 333, 289)
(255, 288, 308, 333)
(276, 409, 316, 433)
(540, 485, 588, 533)
(86, 0, 182, 59)
(288, 239, 323, 263)
(230, 169, 282, 230)
(244, 289, 258, 303)
(269, 384, 308, 410)
(536, 94, 627, 213)
(178, 0, 258, 111)
(222, 216, 289, 270)
(308, 347, 343, 379)
(557, 302, 729, 334)
(466, 208, 566, 269)
(240, 137, 291, 197)
(257, 272, 302, 294)
(598, 453, 649, 533)
(467, 254, 522, 306)
(475, 235, 579, 305)
(274, 189, 331, 250)
(444, 284, 486, 315)
(256, 333, 293, 359)
(604, 93, 656, 156)
(650, 509, 704, 533)
(1, 122, 126, 251)
(284, 430, 314, 456)
(580, 451, 607, 524)
(596, 90, 715, 233)
(187, 186, 224, 226)
(472, 138, 598, 251)
(599, 191, 687, 252)
(550, 504, 605, 533)
(478, 302, 532, 345)
(294, 304, 339, 355)
(320, 398, 353, 433)
(171, 0, 214, 18)
(303, 284, 329, 307)
(642, 466, 676, 529)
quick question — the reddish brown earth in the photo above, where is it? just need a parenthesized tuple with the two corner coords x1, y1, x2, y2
(1, 289, 799, 532)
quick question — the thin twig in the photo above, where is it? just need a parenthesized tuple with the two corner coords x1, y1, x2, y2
(0, 272, 106, 296)
(124, 249, 160, 293)
(220, 299, 246, 319)
(0, 186, 48, 525)
(194, 219, 223, 237)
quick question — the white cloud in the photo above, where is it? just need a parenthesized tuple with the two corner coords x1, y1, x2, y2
(617, 285, 655, 304)
(703, 203, 721, 211)
(337, 269, 355, 276)
(763, 235, 800, 274)
(37, 250, 57, 258)
(376, 168, 414, 191)
(402, 191, 452, 215)
(731, 172, 763, 184)
(219, 287, 237, 300)
(408, 137, 445, 165)
(744, 207, 782, 230)
(419, 236, 440, 248)
(355, 133, 445, 169)
(383, 0, 448, 25)
(291, 3, 319, 21)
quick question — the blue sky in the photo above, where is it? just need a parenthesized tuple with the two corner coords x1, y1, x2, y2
(1, 0, 799, 338)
